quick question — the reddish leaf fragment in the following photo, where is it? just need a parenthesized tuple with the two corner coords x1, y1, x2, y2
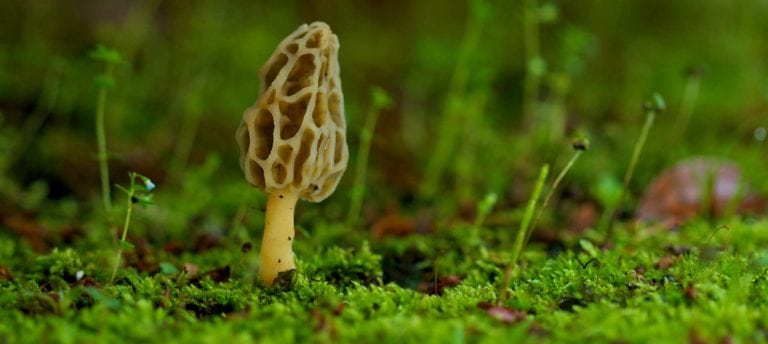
(486, 306, 527, 324)
(163, 241, 184, 255)
(684, 283, 697, 302)
(193, 233, 223, 252)
(655, 254, 679, 270)
(637, 158, 767, 228)
(3, 215, 51, 252)
(0, 266, 13, 281)
(183, 262, 199, 278)
(371, 214, 416, 240)
(191, 265, 230, 284)
(73, 276, 100, 288)
(418, 275, 462, 295)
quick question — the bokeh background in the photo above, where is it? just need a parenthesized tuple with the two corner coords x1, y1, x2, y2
(1, 1, 766, 239)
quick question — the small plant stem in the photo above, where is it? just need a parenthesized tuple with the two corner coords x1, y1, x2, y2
(526, 150, 583, 244)
(110, 173, 135, 283)
(601, 103, 660, 242)
(260, 191, 299, 287)
(522, 0, 541, 123)
(346, 94, 385, 227)
(673, 73, 701, 138)
(96, 63, 115, 214)
(498, 164, 549, 304)
(473, 192, 498, 230)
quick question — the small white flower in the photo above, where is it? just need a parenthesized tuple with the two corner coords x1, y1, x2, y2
(144, 179, 155, 191)
(76, 270, 85, 281)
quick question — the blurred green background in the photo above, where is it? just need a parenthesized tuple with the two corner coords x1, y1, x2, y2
(0, 0, 766, 220)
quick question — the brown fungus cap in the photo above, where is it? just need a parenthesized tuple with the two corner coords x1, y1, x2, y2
(237, 22, 348, 202)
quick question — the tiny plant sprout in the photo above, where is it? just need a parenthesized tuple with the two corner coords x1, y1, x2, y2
(602, 93, 665, 241)
(110, 172, 155, 283)
(527, 137, 589, 244)
(673, 65, 704, 137)
(500, 164, 549, 304)
(347, 86, 392, 227)
(236, 22, 348, 287)
(89, 44, 124, 215)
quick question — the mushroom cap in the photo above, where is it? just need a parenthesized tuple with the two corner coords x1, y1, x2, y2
(237, 22, 348, 202)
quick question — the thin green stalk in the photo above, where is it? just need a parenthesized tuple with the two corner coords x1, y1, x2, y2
(473, 192, 498, 230)
(347, 87, 391, 226)
(110, 174, 135, 283)
(498, 164, 549, 304)
(90, 45, 123, 215)
(673, 69, 702, 137)
(95, 63, 114, 214)
(601, 94, 665, 241)
(526, 140, 587, 245)
(109, 172, 154, 283)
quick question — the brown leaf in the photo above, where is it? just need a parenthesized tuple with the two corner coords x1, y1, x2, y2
(637, 158, 767, 228)
(655, 254, 679, 270)
(191, 265, 230, 284)
(162, 241, 184, 255)
(125, 239, 159, 273)
(0, 266, 13, 281)
(73, 276, 100, 288)
(193, 233, 223, 253)
(567, 202, 599, 233)
(486, 306, 527, 324)
(371, 214, 417, 240)
(417, 275, 462, 295)
(684, 283, 697, 302)
(182, 262, 199, 278)
(3, 214, 51, 252)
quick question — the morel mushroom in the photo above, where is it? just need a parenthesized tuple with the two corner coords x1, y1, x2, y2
(236, 22, 348, 287)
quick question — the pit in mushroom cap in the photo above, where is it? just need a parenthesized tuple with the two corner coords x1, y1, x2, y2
(236, 22, 348, 202)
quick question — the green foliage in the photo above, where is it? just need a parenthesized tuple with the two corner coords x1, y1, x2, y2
(1, 1, 767, 342)
(302, 242, 383, 288)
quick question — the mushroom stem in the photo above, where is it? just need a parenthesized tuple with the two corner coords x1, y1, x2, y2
(260, 191, 299, 287)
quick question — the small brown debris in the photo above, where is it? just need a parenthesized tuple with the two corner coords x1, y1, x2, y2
(193, 233, 223, 252)
(634, 265, 646, 275)
(163, 241, 184, 255)
(206, 265, 231, 283)
(183, 262, 199, 278)
(73, 276, 100, 288)
(666, 245, 691, 255)
(418, 275, 462, 295)
(241, 242, 253, 253)
(637, 158, 767, 228)
(190, 265, 231, 284)
(371, 214, 416, 240)
(684, 283, 697, 302)
(0, 266, 13, 281)
(3, 214, 51, 252)
(332, 302, 345, 316)
(689, 329, 706, 344)
(126, 239, 159, 273)
(567, 202, 599, 233)
(486, 306, 527, 324)
(655, 255, 679, 270)
(476, 301, 494, 310)
(527, 321, 549, 336)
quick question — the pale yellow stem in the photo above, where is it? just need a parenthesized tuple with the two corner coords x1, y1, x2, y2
(260, 191, 299, 287)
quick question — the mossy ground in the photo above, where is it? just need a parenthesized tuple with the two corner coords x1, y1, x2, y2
(1, 1, 768, 343)
(2, 201, 768, 343)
